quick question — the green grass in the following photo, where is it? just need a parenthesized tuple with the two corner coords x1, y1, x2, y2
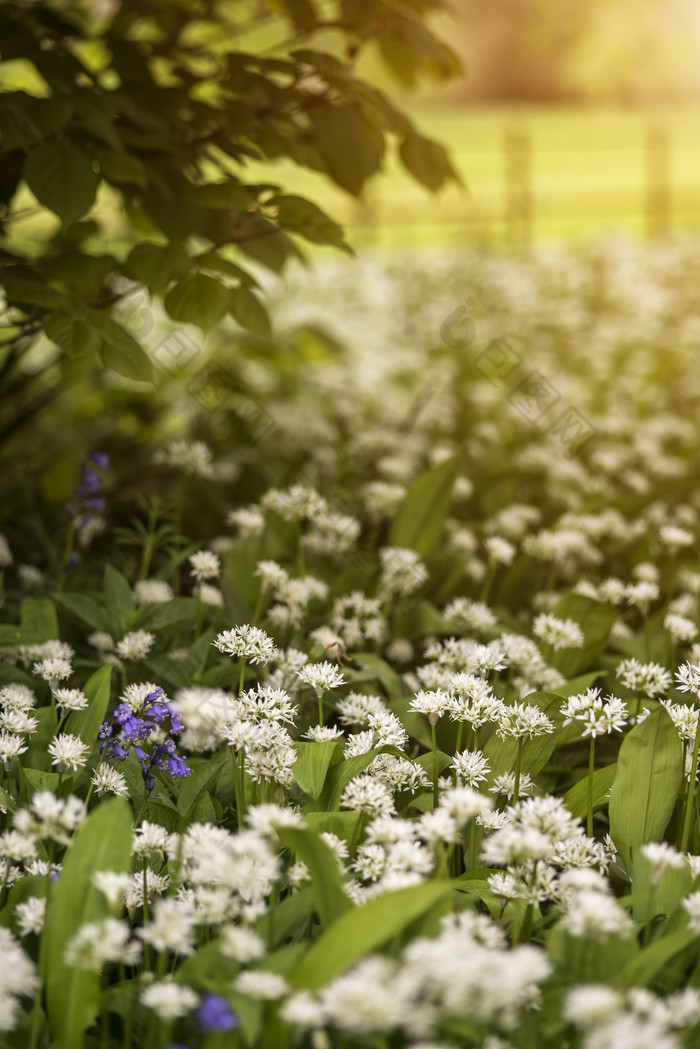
(243, 105, 700, 247)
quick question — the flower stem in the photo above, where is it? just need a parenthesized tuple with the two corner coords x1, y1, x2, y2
(681, 711, 700, 852)
(587, 735, 596, 837)
(317, 693, 324, 727)
(238, 658, 247, 696)
(431, 722, 439, 809)
(512, 738, 523, 805)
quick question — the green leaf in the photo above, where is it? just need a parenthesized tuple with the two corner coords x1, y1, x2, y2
(20, 597, 59, 640)
(54, 592, 108, 631)
(164, 273, 230, 331)
(124, 242, 191, 293)
(564, 763, 617, 820)
(399, 131, 459, 192)
(104, 565, 135, 636)
(277, 826, 351, 926)
(292, 741, 343, 800)
(275, 194, 350, 251)
(389, 455, 460, 556)
(307, 102, 383, 196)
(136, 597, 198, 631)
(4, 279, 72, 311)
(290, 881, 454, 989)
(614, 930, 696, 989)
(97, 149, 147, 185)
(44, 314, 101, 357)
(483, 691, 567, 782)
(550, 595, 618, 677)
(24, 142, 100, 227)
(229, 286, 271, 336)
(65, 664, 113, 744)
(43, 798, 133, 1049)
(609, 706, 683, 871)
(88, 309, 154, 383)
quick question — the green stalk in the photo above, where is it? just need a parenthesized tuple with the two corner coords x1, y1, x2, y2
(431, 721, 439, 808)
(587, 735, 596, 837)
(238, 658, 247, 696)
(681, 710, 700, 852)
(317, 692, 324, 727)
(512, 738, 523, 805)
(194, 581, 202, 636)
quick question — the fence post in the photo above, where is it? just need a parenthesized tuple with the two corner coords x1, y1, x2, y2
(646, 121, 671, 238)
(504, 126, 533, 251)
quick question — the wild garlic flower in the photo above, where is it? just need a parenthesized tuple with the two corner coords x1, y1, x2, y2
(141, 978, 198, 1020)
(219, 925, 266, 963)
(15, 897, 46, 936)
(560, 689, 628, 738)
(560, 889, 634, 940)
(66, 918, 141, 970)
(116, 630, 155, 661)
(139, 897, 197, 955)
(0, 533, 13, 568)
(659, 524, 694, 553)
(32, 656, 72, 686)
(189, 549, 221, 581)
(0, 684, 36, 711)
(52, 688, 88, 712)
(341, 775, 396, 817)
(410, 689, 452, 726)
(227, 506, 265, 538)
(640, 842, 685, 885)
(664, 613, 698, 644)
(444, 597, 497, 633)
(497, 702, 554, 740)
(626, 581, 660, 613)
(48, 733, 90, 772)
(234, 970, 289, 1001)
(331, 592, 386, 647)
(133, 579, 174, 605)
(155, 439, 214, 478)
(91, 762, 129, 798)
(682, 892, 700, 934)
(533, 613, 585, 651)
(0, 710, 37, 735)
(484, 535, 516, 566)
(261, 485, 327, 523)
(379, 547, 427, 598)
(676, 662, 700, 697)
(451, 749, 491, 786)
(616, 658, 672, 697)
(296, 661, 345, 698)
(213, 626, 277, 665)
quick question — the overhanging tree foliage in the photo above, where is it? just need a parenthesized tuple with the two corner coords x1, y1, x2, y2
(0, 0, 461, 438)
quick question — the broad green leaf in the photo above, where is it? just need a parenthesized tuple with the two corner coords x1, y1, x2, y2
(124, 242, 190, 293)
(275, 194, 350, 251)
(292, 741, 343, 800)
(44, 314, 101, 357)
(54, 592, 108, 631)
(4, 279, 72, 311)
(389, 455, 460, 556)
(164, 273, 230, 331)
(104, 564, 135, 636)
(65, 663, 114, 744)
(290, 881, 453, 989)
(89, 310, 155, 383)
(277, 826, 351, 926)
(24, 142, 99, 226)
(97, 149, 147, 185)
(609, 706, 683, 871)
(399, 131, 459, 192)
(21, 597, 59, 640)
(43, 799, 133, 1049)
(307, 102, 383, 196)
(614, 930, 696, 989)
(136, 597, 198, 631)
(550, 595, 618, 677)
(177, 750, 228, 820)
(564, 763, 617, 820)
(229, 286, 271, 336)
(311, 749, 383, 812)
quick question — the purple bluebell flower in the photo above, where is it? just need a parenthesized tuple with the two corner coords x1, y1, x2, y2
(99, 682, 191, 797)
(197, 994, 238, 1033)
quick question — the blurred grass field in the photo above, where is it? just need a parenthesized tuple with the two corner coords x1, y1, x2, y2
(245, 105, 700, 248)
